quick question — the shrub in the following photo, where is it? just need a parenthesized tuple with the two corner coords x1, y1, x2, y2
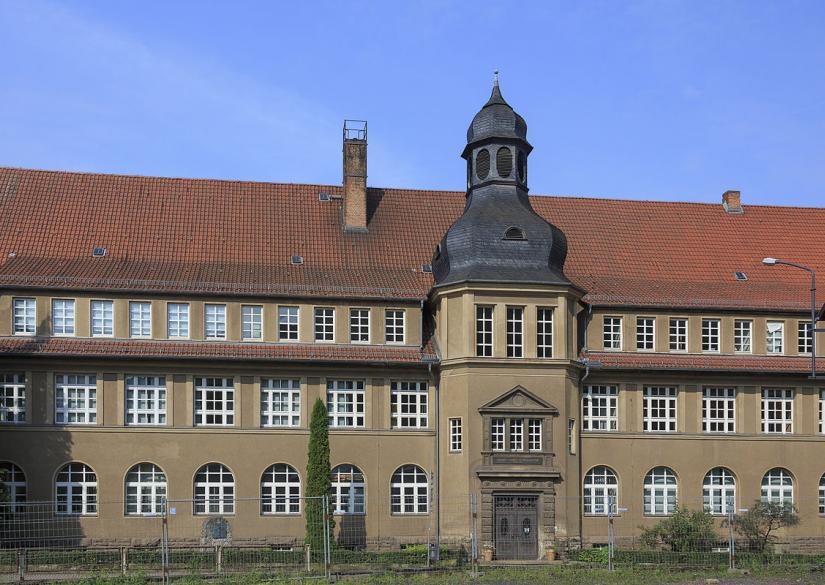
(732, 500, 799, 553)
(639, 507, 718, 552)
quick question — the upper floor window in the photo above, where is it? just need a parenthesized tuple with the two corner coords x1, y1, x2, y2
(449, 418, 463, 452)
(52, 299, 76, 336)
(701, 319, 720, 352)
(241, 305, 263, 340)
(54, 374, 96, 425)
(798, 321, 813, 355)
(167, 303, 190, 339)
(327, 379, 365, 427)
(261, 379, 301, 427)
(349, 308, 370, 343)
(204, 304, 227, 340)
(583, 466, 618, 515)
(582, 385, 618, 431)
(279, 306, 299, 341)
(506, 307, 524, 358)
(475, 306, 493, 357)
(0, 373, 26, 424)
(12, 298, 36, 335)
(668, 318, 686, 352)
(385, 309, 405, 344)
(820, 390, 825, 434)
(315, 307, 335, 342)
(390, 381, 428, 428)
(643, 386, 677, 432)
(536, 307, 553, 358)
(766, 321, 784, 354)
(129, 302, 152, 338)
(734, 319, 752, 353)
(195, 377, 234, 426)
(761, 388, 793, 434)
(603, 316, 622, 350)
(636, 317, 655, 351)
(702, 387, 735, 433)
(125, 375, 166, 426)
(490, 416, 542, 452)
(90, 300, 114, 337)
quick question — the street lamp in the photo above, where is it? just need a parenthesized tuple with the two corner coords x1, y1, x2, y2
(761, 257, 825, 379)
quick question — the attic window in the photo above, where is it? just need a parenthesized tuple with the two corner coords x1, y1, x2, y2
(503, 227, 526, 241)
(291, 255, 304, 265)
(734, 271, 748, 281)
(421, 264, 433, 273)
(319, 192, 331, 201)
(92, 247, 107, 257)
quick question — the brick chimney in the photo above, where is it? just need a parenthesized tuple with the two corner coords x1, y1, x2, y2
(722, 190, 743, 214)
(343, 120, 368, 232)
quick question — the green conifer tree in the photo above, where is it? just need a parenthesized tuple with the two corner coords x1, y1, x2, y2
(305, 397, 332, 551)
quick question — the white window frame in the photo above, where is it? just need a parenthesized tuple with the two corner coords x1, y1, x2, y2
(204, 304, 227, 340)
(330, 464, 365, 515)
(279, 306, 299, 341)
(55, 463, 97, 516)
(314, 307, 335, 343)
(701, 319, 720, 353)
(449, 418, 462, 452)
(90, 300, 114, 337)
(129, 301, 152, 338)
(12, 298, 36, 336)
(506, 306, 524, 358)
(603, 316, 622, 350)
(636, 317, 655, 351)
(475, 306, 493, 357)
(390, 381, 428, 428)
(734, 319, 752, 353)
(194, 377, 235, 427)
(761, 468, 793, 505)
(167, 303, 190, 339)
(194, 463, 234, 515)
(349, 308, 370, 343)
(799, 321, 813, 355)
(260, 379, 301, 427)
(583, 466, 618, 516)
(125, 463, 166, 516)
(536, 307, 553, 358)
(241, 305, 263, 341)
(509, 418, 524, 451)
(643, 386, 677, 432)
(766, 321, 785, 354)
(261, 464, 301, 515)
(52, 299, 76, 336)
(703, 467, 735, 516)
(0, 373, 26, 424)
(567, 418, 575, 454)
(327, 379, 365, 427)
(390, 464, 428, 515)
(644, 466, 678, 516)
(491, 417, 505, 451)
(528, 418, 542, 452)
(819, 474, 825, 515)
(0, 462, 26, 510)
(125, 376, 167, 426)
(702, 387, 735, 433)
(668, 317, 687, 352)
(820, 389, 825, 434)
(54, 374, 97, 425)
(582, 385, 618, 431)
(761, 388, 793, 434)
(385, 309, 405, 344)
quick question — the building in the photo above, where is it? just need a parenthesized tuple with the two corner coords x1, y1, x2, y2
(1, 81, 824, 559)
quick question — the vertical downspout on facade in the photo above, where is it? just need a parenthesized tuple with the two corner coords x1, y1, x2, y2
(577, 303, 593, 549)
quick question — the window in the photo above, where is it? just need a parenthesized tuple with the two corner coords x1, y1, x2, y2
(261, 464, 301, 514)
(314, 308, 335, 342)
(761, 388, 793, 434)
(761, 468, 793, 505)
(702, 387, 735, 433)
(330, 464, 365, 514)
(644, 467, 677, 516)
(125, 376, 167, 425)
(583, 466, 618, 515)
(506, 307, 524, 358)
(603, 316, 622, 350)
(582, 385, 618, 431)
(536, 307, 553, 358)
(799, 321, 813, 354)
(669, 318, 687, 352)
(129, 302, 152, 338)
(327, 379, 365, 427)
(0, 373, 26, 424)
(475, 306, 494, 357)
(194, 463, 234, 515)
(385, 309, 405, 344)
(349, 308, 370, 343)
(734, 319, 752, 353)
(204, 304, 227, 340)
(567, 419, 575, 454)
(821, 390, 825, 434)
(90, 300, 114, 337)
(509, 419, 524, 451)
(767, 321, 784, 354)
(491, 418, 505, 451)
(125, 463, 166, 516)
(703, 467, 735, 515)
(702, 319, 720, 352)
(529, 419, 543, 451)
(449, 418, 462, 452)
(279, 306, 299, 341)
(819, 474, 825, 515)
(390, 381, 428, 428)
(643, 386, 677, 432)
(52, 299, 75, 336)
(260, 379, 300, 427)
(194, 377, 234, 426)
(0, 462, 26, 510)
(54, 374, 96, 425)
(636, 317, 655, 351)
(167, 303, 190, 338)
(55, 463, 97, 515)
(390, 464, 428, 514)
(12, 298, 36, 335)
(241, 305, 263, 340)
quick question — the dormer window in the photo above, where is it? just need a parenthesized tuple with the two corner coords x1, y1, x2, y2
(503, 227, 526, 241)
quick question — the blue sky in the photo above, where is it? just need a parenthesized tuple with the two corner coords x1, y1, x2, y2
(1, 1, 824, 205)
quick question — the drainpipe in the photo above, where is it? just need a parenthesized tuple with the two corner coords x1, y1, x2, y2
(429, 360, 441, 561)
(577, 303, 594, 550)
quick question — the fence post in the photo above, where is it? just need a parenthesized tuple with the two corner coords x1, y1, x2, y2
(727, 495, 735, 570)
(607, 495, 615, 572)
(120, 546, 127, 575)
(305, 544, 311, 573)
(16, 548, 25, 583)
(322, 495, 331, 579)
(161, 499, 169, 585)
(215, 544, 222, 574)
(470, 493, 478, 576)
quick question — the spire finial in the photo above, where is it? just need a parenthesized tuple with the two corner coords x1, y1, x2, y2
(493, 69, 499, 87)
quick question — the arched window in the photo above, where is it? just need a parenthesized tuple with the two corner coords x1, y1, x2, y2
(55, 463, 97, 516)
(819, 474, 825, 514)
(761, 468, 793, 505)
(0, 462, 26, 511)
(643, 467, 677, 516)
(583, 466, 618, 515)
(194, 463, 234, 515)
(330, 464, 365, 515)
(503, 227, 526, 241)
(390, 465, 428, 514)
(261, 464, 301, 514)
(475, 149, 490, 180)
(703, 467, 735, 515)
(496, 146, 513, 177)
(125, 463, 166, 516)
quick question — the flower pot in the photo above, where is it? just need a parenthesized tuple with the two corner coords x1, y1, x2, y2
(546, 549, 556, 561)
(482, 549, 494, 562)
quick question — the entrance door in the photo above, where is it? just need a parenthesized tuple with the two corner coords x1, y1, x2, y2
(493, 495, 538, 560)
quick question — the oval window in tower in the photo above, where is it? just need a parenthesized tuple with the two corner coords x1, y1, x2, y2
(517, 151, 526, 183)
(476, 149, 490, 180)
(497, 147, 513, 178)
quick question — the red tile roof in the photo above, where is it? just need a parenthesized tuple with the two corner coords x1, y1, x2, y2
(588, 351, 812, 374)
(1, 167, 822, 310)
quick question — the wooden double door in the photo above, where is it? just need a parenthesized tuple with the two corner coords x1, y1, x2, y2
(493, 494, 539, 560)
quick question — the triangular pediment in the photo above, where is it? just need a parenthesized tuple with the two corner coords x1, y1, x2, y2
(478, 385, 559, 415)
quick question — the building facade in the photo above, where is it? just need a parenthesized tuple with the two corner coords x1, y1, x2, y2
(1, 82, 824, 558)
